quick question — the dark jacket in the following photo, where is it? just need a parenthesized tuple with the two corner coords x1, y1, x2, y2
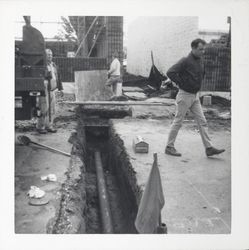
(167, 52, 204, 94)
(45, 62, 63, 91)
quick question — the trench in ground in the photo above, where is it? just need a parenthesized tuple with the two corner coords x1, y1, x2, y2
(77, 118, 138, 234)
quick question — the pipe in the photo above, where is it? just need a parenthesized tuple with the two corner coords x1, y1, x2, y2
(94, 151, 113, 233)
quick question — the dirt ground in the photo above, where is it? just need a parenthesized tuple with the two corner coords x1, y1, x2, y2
(15, 94, 77, 233)
(14, 90, 231, 234)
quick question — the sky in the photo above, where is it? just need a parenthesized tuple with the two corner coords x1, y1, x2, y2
(14, 16, 230, 39)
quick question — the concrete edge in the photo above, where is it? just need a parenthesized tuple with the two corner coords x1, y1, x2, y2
(47, 151, 86, 234)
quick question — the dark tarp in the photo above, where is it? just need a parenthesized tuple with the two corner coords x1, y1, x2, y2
(148, 65, 167, 90)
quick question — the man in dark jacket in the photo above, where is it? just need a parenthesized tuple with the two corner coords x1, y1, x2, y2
(165, 38, 225, 157)
(36, 48, 63, 134)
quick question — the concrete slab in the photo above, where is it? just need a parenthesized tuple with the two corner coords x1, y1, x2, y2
(75, 70, 112, 101)
(62, 82, 75, 94)
(111, 118, 231, 234)
(15, 128, 73, 233)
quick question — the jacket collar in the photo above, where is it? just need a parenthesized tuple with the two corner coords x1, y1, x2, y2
(189, 52, 200, 60)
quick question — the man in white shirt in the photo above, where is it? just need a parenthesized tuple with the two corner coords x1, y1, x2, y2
(106, 51, 122, 96)
(36, 49, 63, 134)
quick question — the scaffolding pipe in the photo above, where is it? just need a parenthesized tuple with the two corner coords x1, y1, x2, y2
(87, 24, 105, 57)
(75, 16, 99, 57)
(94, 151, 113, 233)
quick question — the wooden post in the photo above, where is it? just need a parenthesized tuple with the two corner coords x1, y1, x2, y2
(151, 50, 154, 66)
(156, 213, 167, 234)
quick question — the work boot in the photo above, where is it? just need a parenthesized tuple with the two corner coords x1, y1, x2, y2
(165, 146, 182, 157)
(206, 147, 225, 157)
(37, 128, 47, 134)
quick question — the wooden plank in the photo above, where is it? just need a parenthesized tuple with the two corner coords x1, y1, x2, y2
(75, 70, 113, 102)
(122, 86, 144, 92)
(63, 101, 169, 106)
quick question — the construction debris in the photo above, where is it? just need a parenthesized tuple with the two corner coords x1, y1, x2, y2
(41, 174, 57, 182)
(27, 186, 45, 199)
(29, 197, 50, 206)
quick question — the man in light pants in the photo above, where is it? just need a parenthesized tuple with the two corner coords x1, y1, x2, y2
(36, 49, 63, 134)
(165, 38, 225, 157)
(105, 51, 122, 96)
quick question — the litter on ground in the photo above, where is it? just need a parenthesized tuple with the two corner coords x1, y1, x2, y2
(27, 186, 45, 198)
(41, 174, 57, 182)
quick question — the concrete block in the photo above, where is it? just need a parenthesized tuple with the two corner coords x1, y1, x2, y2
(202, 95, 212, 106)
(75, 70, 113, 101)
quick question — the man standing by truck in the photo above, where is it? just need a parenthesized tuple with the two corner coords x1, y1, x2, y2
(36, 49, 63, 134)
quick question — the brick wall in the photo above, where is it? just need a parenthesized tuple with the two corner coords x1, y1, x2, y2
(54, 57, 108, 82)
(202, 47, 231, 91)
(126, 17, 199, 77)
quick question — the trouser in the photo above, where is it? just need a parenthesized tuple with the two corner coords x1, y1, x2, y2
(167, 89, 212, 149)
(36, 89, 56, 130)
(106, 75, 122, 96)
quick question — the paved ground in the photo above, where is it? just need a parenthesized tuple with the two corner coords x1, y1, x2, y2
(112, 118, 231, 234)
(15, 125, 75, 233)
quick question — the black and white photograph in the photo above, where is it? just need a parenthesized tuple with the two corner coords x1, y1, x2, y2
(1, 0, 249, 249)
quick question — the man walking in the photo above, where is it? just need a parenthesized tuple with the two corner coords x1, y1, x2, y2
(36, 48, 63, 134)
(165, 38, 225, 157)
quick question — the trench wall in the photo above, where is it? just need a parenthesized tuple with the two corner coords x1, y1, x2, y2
(78, 109, 140, 232)
(48, 153, 87, 234)
(108, 121, 142, 220)
(48, 108, 87, 234)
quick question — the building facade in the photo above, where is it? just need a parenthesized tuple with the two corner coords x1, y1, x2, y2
(126, 16, 199, 77)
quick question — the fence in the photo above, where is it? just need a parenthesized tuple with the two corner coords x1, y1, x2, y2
(202, 46, 231, 92)
(54, 47, 231, 88)
(54, 57, 108, 82)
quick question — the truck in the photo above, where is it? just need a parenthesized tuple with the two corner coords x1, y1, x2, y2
(15, 16, 47, 120)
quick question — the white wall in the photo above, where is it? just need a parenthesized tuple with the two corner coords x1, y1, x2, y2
(127, 17, 199, 77)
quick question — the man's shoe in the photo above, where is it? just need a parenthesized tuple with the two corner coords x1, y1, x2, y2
(37, 128, 47, 134)
(47, 127, 57, 133)
(206, 147, 225, 157)
(165, 146, 182, 157)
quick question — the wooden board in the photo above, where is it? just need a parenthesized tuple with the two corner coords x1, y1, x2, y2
(64, 101, 167, 106)
(75, 70, 113, 101)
